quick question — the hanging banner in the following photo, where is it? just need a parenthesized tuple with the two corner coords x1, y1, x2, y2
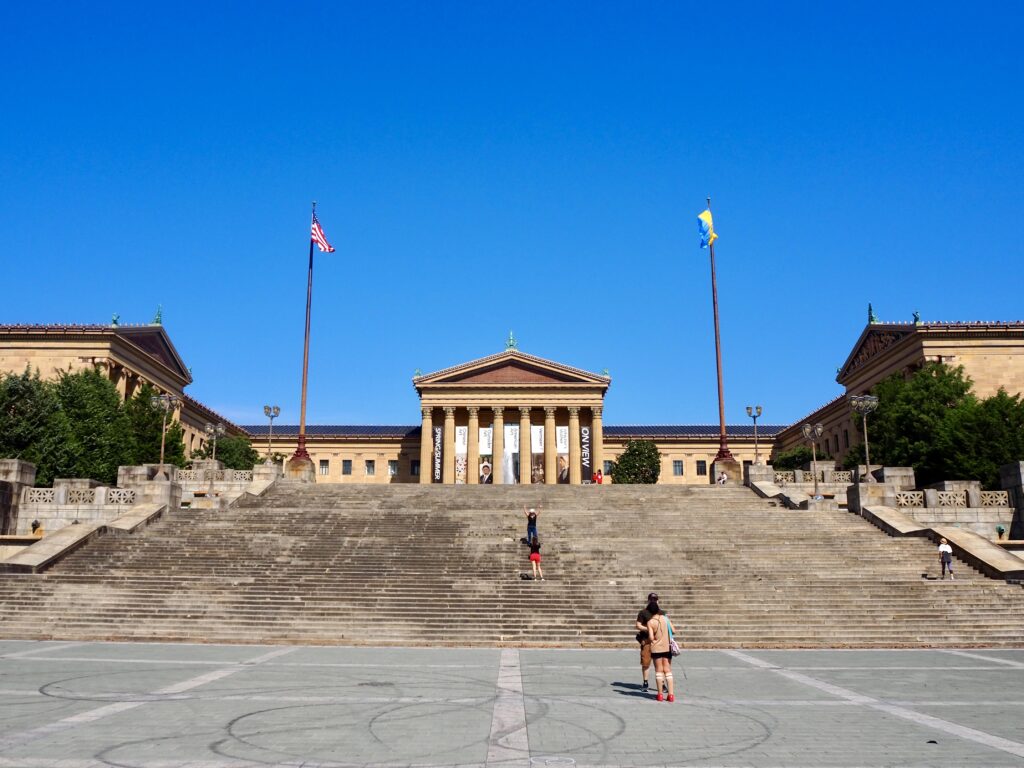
(478, 427, 494, 484)
(432, 425, 443, 483)
(503, 424, 519, 484)
(454, 426, 468, 484)
(580, 425, 592, 483)
(530, 425, 545, 484)
(556, 426, 570, 483)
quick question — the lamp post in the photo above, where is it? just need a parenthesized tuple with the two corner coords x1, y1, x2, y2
(801, 422, 824, 500)
(849, 394, 880, 483)
(746, 405, 763, 464)
(263, 405, 280, 464)
(204, 422, 226, 461)
(150, 393, 180, 480)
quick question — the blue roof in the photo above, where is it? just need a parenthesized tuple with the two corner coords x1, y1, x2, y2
(241, 424, 785, 439)
(605, 425, 786, 438)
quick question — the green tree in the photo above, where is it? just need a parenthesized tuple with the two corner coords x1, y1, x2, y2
(54, 368, 136, 485)
(125, 384, 186, 467)
(609, 440, 661, 484)
(193, 435, 259, 470)
(0, 368, 76, 486)
(771, 445, 815, 470)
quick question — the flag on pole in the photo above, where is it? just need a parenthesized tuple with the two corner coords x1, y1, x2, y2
(311, 212, 335, 253)
(697, 209, 718, 249)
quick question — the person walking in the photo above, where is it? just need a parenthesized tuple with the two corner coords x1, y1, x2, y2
(938, 537, 955, 580)
(528, 535, 544, 581)
(635, 592, 659, 692)
(647, 606, 676, 702)
(524, 504, 541, 543)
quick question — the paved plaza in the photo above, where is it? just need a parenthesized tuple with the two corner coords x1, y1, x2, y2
(1, 641, 1024, 767)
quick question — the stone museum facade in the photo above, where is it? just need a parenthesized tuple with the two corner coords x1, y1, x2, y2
(2, 316, 1022, 486)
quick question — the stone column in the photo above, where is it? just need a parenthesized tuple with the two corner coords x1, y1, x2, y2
(568, 407, 581, 484)
(544, 407, 557, 485)
(419, 407, 433, 484)
(592, 406, 604, 478)
(443, 407, 456, 484)
(519, 407, 532, 485)
(492, 407, 505, 484)
(467, 407, 479, 485)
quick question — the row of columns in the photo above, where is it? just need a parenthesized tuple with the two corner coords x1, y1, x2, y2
(418, 405, 603, 485)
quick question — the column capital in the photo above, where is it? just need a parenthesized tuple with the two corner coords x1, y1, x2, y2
(467, 406, 479, 418)
(568, 406, 580, 417)
(443, 406, 456, 418)
(544, 406, 556, 418)
(491, 406, 505, 419)
(519, 406, 532, 418)
(592, 406, 603, 418)
(421, 406, 433, 420)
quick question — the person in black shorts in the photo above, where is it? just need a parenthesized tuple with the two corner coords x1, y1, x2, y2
(635, 592, 659, 692)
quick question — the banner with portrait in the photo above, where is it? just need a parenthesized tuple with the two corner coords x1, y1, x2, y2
(502, 424, 520, 484)
(530, 425, 545, 484)
(478, 427, 494, 484)
(556, 426, 570, 483)
(454, 426, 468, 484)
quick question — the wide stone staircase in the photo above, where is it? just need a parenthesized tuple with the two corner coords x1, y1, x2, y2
(1, 483, 1023, 647)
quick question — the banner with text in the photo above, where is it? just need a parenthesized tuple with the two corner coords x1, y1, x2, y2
(530, 425, 545, 484)
(432, 425, 443, 483)
(454, 426, 468, 484)
(580, 425, 592, 483)
(503, 424, 520, 484)
(556, 426, 570, 483)
(478, 427, 494, 483)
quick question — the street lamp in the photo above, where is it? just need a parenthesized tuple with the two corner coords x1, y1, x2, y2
(150, 393, 180, 479)
(263, 405, 280, 464)
(204, 422, 226, 461)
(801, 422, 824, 500)
(849, 394, 880, 483)
(746, 405, 763, 464)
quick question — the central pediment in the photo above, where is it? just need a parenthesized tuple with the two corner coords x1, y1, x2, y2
(414, 350, 610, 390)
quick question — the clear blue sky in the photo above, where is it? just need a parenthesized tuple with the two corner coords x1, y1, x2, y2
(2, 2, 1022, 427)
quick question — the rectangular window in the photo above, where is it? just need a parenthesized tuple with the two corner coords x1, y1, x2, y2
(834, 435, 839, 453)
(411, 460, 420, 477)
(844, 429, 850, 448)
(365, 459, 375, 476)
(603, 460, 614, 476)
(318, 460, 329, 476)
(696, 460, 708, 476)
(342, 459, 352, 476)
(672, 460, 684, 476)
(388, 460, 398, 477)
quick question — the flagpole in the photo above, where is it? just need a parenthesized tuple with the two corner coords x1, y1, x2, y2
(289, 202, 316, 470)
(707, 196, 734, 462)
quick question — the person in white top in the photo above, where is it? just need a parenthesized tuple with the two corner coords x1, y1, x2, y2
(938, 537, 955, 580)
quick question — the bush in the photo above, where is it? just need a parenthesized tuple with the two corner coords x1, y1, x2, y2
(609, 440, 661, 484)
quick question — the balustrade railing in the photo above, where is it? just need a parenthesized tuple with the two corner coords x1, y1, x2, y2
(981, 490, 1010, 507)
(895, 491, 924, 508)
(936, 490, 968, 507)
(774, 471, 795, 484)
(67, 489, 96, 504)
(107, 488, 137, 505)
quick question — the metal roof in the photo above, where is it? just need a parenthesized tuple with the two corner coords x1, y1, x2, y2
(605, 425, 787, 438)
(241, 424, 784, 439)
(242, 425, 421, 438)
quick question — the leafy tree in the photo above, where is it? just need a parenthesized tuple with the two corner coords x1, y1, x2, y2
(192, 435, 259, 470)
(0, 368, 76, 486)
(125, 384, 186, 467)
(609, 440, 661, 484)
(54, 368, 136, 485)
(771, 445, 815, 470)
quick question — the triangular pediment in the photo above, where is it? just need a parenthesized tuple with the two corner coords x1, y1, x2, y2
(836, 324, 912, 384)
(415, 350, 610, 389)
(115, 326, 193, 384)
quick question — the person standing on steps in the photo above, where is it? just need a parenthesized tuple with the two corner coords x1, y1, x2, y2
(528, 535, 544, 581)
(635, 592, 659, 692)
(524, 504, 541, 544)
(647, 606, 676, 702)
(938, 537, 955, 580)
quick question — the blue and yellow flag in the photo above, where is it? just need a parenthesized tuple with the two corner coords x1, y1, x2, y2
(697, 209, 718, 249)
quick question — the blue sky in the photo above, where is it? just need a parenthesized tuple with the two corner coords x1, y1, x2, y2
(2, 2, 1021, 428)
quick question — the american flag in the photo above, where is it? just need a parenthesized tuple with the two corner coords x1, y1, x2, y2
(311, 212, 335, 253)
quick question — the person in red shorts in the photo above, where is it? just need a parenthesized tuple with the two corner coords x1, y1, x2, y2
(528, 535, 544, 581)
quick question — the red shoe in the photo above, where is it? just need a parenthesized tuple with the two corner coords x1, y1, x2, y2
(656, 693, 664, 702)
(667, 694, 675, 702)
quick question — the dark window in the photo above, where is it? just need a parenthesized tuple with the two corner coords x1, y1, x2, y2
(365, 460, 375, 476)
(342, 460, 352, 476)
(844, 429, 850, 448)
(388, 460, 398, 477)
(696, 460, 707, 476)
(603, 460, 613, 475)
(318, 460, 329, 476)
(411, 460, 420, 477)
(672, 460, 684, 476)
(834, 435, 839, 453)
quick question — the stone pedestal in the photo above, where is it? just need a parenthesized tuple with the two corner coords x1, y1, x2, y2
(745, 463, 775, 487)
(0, 460, 36, 536)
(999, 462, 1024, 539)
(877, 466, 915, 490)
(285, 456, 316, 483)
(712, 458, 742, 486)
(847, 482, 897, 515)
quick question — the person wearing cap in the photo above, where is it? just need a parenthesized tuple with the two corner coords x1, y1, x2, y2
(938, 537, 955, 580)
(523, 504, 541, 544)
(635, 592, 659, 693)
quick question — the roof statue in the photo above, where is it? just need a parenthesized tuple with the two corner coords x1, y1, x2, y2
(152, 305, 163, 325)
(506, 331, 518, 350)
(913, 310, 921, 325)
(111, 313, 120, 327)
(868, 303, 878, 324)
(413, 368, 421, 377)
